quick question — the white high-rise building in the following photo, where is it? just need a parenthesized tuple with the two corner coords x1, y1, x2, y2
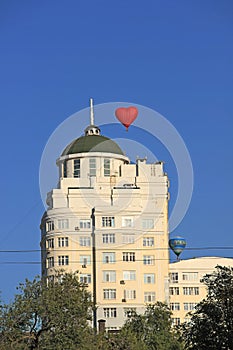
(40, 100, 170, 329)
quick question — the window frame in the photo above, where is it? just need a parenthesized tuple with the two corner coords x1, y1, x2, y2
(143, 237, 154, 247)
(58, 255, 69, 266)
(170, 302, 180, 311)
(102, 216, 115, 227)
(123, 252, 135, 262)
(122, 234, 135, 244)
(122, 217, 134, 228)
(58, 237, 69, 247)
(89, 158, 96, 177)
(103, 289, 116, 300)
(74, 159, 81, 178)
(123, 270, 136, 281)
(144, 273, 155, 284)
(170, 272, 179, 283)
(142, 219, 154, 229)
(102, 233, 115, 244)
(103, 252, 115, 264)
(80, 255, 91, 266)
(79, 219, 91, 229)
(104, 158, 110, 177)
(47, 221, 54, 232)
(47, 238, 54, 249)
(58, 219, 69, 230)
(79, 236, 91, 247)
(144, 292, 155, 303)
(124, 289, 136, 300)
(103, 270, 116, 282)
(143, 255, 154, 265)
(183, 287, 199, 295)
(80, 274, 91, 284)
(47, 256, 54, 268)
(103, 307, 117, 318)
(169, 287, 180, 295)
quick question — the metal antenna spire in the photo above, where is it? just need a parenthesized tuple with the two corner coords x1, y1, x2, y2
(90, 98, 94, 125)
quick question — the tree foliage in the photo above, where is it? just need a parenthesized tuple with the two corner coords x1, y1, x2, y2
(119, 302, 183, 350)
(0, 271, 93, 349)
(0, 274, 184, 349)
(182, 265, 233, 350)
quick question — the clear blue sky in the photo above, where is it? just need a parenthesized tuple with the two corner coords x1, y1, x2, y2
(0, 0, 232, 302)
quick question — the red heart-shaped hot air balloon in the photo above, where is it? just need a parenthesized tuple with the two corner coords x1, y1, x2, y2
(115, 106, 138, 131)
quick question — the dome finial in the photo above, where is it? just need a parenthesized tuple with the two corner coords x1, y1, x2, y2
(90, 98, 94, 125)
(85, 98, 100, 136)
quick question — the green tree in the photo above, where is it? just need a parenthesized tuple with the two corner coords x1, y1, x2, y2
(182, 265, 233, 350)
(119, 302, 183, 350)
(95, 329, 147, 350)
(0, 271, 93, 350)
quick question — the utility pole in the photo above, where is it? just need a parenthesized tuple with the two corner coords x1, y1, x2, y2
(91, 207, 97, 332)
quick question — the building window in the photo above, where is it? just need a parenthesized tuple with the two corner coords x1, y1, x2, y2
(122, 234, 135, 244)
(103, 252, 115, 264)
(142, 219, 154, 229)
(169, 287, 180, 295)
(172, 318, 181, 326)
(102, 233, 115, 244)
(80, 274, 91, 284)
(58, 219, 69, 230)
(47, 238, 54, 249)
(103, 289, 116, 300)
(47, 221, 54, 232)
(104, 308, 117, 318)
(104, 158, 110, 177)
(144, 292, 155, 303)
(79, 237, 91, 246)
(124, 308, 137, 318)
(79, 219, 91, 229)
(124, 290, 136, 300)
(89, 158, 96, 177)
(63, 161, 67, 178)
(183, 287, 199, 295)
(123, 252, 135, 262)
(170, 272, 179, 283)
(102, 217, 115, 227)
(58, 237, 69, 247)
(103, 271, 116, 282)
(143, 237, 154, 247)
(182, 272, 198, 281)
(123, 270, 136, 281)
(47, 257, 54, 268)
(74, 159, 80, 178)
(122, 217, 134, 227)
(80, 255, 91, 266)
(143, 255, 154, 265)
(58, 255, 69, 266)
(184, 303, 197, 311)
(144, 273, 155, 284)
(170, 303, 180, 311)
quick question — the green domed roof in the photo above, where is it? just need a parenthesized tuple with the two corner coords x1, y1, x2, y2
(62, 135, 124, 156)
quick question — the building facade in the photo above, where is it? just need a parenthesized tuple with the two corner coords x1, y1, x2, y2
(169, 257, 233, 325)
(40, 102, 170, 329)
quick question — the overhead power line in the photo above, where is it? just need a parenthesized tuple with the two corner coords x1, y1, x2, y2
(1, 256, 233, 265)
(0, 246, 233, 253)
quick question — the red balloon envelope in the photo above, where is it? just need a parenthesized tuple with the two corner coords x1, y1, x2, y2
(115, 106, 138, 131)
